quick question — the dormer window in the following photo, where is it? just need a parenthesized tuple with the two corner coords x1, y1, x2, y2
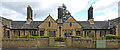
(70, 22, 72, 27)
(49, 21, 50, 27)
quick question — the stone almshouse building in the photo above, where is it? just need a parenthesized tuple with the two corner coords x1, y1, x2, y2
(0, 5, 120, 40)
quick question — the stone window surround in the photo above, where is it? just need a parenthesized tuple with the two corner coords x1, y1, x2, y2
(13, 30, 20, 37)
(100, 31, 106, 37)
(40, 31, 44, 36)
(29, 30, 37, 36)
(48, 31, 56, 37)
(64, 31, 72, 37)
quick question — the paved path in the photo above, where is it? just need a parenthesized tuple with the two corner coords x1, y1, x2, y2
(1, 48, 120, 50)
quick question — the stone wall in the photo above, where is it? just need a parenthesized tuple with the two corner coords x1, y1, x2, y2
(118, 41, 120, 48)
(66, 37, 120, 48)
(106, 40, 119, 48)
(72, 38, 95, 48)
(0, 22, 3, 38)
(117, 23, 120, 38)
(2, 38, 49, 48)
(49, 37, 55, 47)
(2, 37, 120, 48)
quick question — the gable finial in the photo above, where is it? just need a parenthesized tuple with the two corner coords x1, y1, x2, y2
(48, 14, 51, 16)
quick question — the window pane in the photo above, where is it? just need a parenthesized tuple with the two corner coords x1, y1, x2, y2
(64, 31, 72, 37)
(48, 31, 56, 37)
(76, 31, 80, 36)
(100, 31, 106, 37)
(14, 30, 20, 37)
(40, 31, 44, 36)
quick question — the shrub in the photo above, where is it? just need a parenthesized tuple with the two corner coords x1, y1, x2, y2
(91, 32, 94, 37)
(71, 35, 84, 38)
(14, 34, 18, 38)
(55, 37, 66, 42)
(30, 36, 49, 38)
(32, 33, 38, 36)
(63, 37, 66, 40)
(20, 35, 49, 38)
(38, 36, 49, 38)
(19, 35, 29, 38)
(30, 35, 35, 38)
(106, 34, 117, 40)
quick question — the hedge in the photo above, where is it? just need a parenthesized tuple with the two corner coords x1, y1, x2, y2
(71, 35, 84, 38)
(55, 37, 66, 42)
(19, 35, 49, 38)
(106, 34, 117, 40)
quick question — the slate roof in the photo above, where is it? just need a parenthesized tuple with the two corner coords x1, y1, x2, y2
(8, 17, 120, 30)
(0, 17, 12, 28)
(11, 21, 43, 29)
(109, 17, 120, 28)
(77, 21, 110, 29)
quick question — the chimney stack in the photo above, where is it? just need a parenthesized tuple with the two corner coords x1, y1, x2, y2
(26, 5, 33, 24)
(58, 6, 63, 19)
(88, 5, 94, 24)
(57, 5, 63, 23)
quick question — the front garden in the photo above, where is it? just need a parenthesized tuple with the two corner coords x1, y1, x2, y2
(54, 35, 84, 42)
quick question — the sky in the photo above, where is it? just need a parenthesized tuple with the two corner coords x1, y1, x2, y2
(0, 0, 119, 21)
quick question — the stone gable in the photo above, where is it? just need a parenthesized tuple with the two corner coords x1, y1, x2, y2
(0, 22, 3, 38)
(64, 16, 76, 23)
(63, 16, 82, 29)
(38, 15, 57, 29)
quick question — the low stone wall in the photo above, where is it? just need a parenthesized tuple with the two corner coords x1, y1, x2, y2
(2, 38, 49, 48)
(0, 39, 2, 48)
(66, 37, 120, 48)
(106, 40, 119, 48)
(49, 37, 55, 47)
(2, 37, 120, 48)
(72, 38, 95, 48)
(118, 41, 120, 48)
(66, 37, 72, 47)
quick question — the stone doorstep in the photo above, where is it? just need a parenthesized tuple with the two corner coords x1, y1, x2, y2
(55, 45, 66, 47)
(55, 42, 66, 44)
(55, 42, 66, 47)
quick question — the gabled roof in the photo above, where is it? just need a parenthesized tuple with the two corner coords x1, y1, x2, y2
(43, 15, 56, 23)
(11, 21, 43, 29)
(64, 15, 77, 23)
(77, 21, 109, 29)
(1, 16, 120, 30)
(0, 17, 12, 28)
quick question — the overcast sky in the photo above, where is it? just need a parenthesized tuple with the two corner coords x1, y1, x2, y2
(0, 0, 119, 21)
